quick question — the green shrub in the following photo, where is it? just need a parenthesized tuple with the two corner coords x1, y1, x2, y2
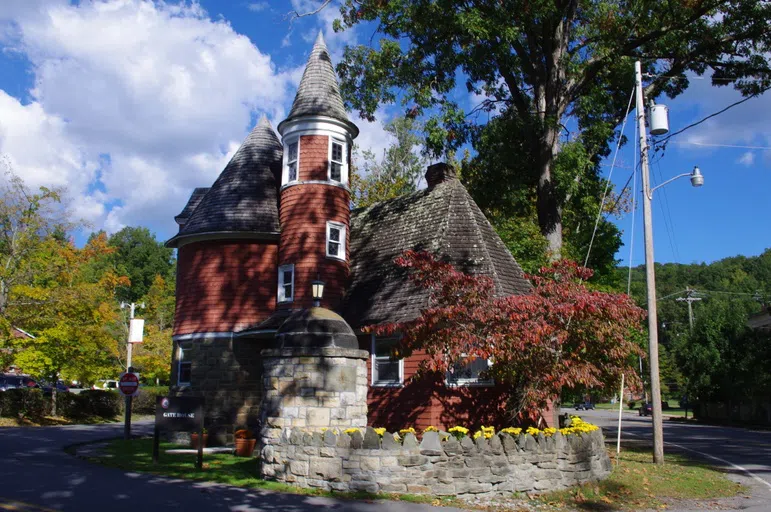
(53, 392, 79, 418)
(75, 390, 123, 419)
(628, 401, 637, 410)
(132, 386, 168, 414)
(1, 388, 48, 418)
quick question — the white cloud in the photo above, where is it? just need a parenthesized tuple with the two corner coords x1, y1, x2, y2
(737, 151, 755, 166)
(247, 2, 269, 12)
(0, 0, 295, 235)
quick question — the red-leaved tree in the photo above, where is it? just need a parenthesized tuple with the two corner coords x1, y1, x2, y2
(366, 251, 646, 420)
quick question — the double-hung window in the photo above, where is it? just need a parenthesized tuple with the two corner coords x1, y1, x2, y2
(285, 140, 299, 183)
(177, 341, 192, 386)
(329, 139, 346, 183)
(372, 336, 403, 386)
(326, 221, 346, 260)
(446, 356, 493, 386)
(277, 264, 294, 303)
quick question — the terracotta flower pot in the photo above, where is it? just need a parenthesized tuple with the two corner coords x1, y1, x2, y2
(234, 438, 256, 457)
(190, 433, 209, 449)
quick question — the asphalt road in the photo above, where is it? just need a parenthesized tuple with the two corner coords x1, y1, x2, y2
(570, 408, 771, 510)
(0, 421, 464, 512)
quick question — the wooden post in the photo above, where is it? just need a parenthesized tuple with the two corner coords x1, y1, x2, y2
(152, 425, 160, 464)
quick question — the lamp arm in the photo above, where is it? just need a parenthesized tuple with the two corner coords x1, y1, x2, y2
(647, 172, 691, 199)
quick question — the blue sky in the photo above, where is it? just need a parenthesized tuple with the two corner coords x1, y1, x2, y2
(0, 0, 768, 268)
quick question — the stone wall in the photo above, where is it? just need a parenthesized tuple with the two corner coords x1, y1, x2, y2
(260, 427, 612, 497)
(260, 347, 368, 446)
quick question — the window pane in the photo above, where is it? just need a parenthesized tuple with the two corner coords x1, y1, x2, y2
(376, 358, 399, 382)
(179, 362, 192, 383)
(329, 227, 340, 242)
(288, 142, 298, 161)
(330, 162, 341, 181)
(288, 162, 297, 181)
(328, 241, 339, 256)
(447, 357, 490, 384)
(332, 142, 343, 162)
(284, 283, 292, 299)
(283, 270, 292, 284)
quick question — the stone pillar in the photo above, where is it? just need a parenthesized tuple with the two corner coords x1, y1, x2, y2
(259, 346, 368, 449)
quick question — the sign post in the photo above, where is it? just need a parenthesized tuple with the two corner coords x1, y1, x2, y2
(154, 396, 205, 470)
(119, 370, 140, 440)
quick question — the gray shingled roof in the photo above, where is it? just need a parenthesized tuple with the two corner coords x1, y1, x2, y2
(174, 187, 210, 224)
(278, 32, 359, 138)
(166, 117, 282, 247)
(341, 177, 531, 328)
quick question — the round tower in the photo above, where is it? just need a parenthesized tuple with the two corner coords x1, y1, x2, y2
(276, 32, 359, 311)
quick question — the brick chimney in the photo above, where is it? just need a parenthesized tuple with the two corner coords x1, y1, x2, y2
(425, 162, 457, 189)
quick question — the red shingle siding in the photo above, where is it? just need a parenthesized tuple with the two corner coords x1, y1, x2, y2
(359, 337, 510, 431)
(174, 241, 278, 335)
(299, 135, 329, 181)
(279, 183, 350, 309)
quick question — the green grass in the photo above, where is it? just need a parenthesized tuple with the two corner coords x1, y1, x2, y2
(594, 401, 693, 418)
(539, 446, 746, 510)
(87, 438, 457, 507)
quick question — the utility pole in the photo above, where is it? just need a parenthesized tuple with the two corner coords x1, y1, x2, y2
(121, 301, 144, 440)
(635, 60, 665, 464)
(676, 287, 702, 331)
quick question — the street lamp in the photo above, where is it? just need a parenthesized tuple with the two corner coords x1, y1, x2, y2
(635, 61, 703, 464)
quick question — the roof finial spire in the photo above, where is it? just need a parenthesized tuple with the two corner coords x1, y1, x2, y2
(315, 30, 325, 47)
(258, 114, 271, 128)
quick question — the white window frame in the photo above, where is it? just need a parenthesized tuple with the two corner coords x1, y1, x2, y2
(277, 264, 295, 303)
(328, 138, 348, 185)
(282, 137, 300, 185)
(325, 221, 346, 261)
(177, 341, 192, 386)
(445, 356, 494, 387)
(371, 335, 404, 387)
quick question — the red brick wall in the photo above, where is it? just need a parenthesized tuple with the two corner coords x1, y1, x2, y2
(299, 135, 329, 181)
(173, 240, 277, 335)
(279, 183, 350, 310)
(360, 336, 511, 432)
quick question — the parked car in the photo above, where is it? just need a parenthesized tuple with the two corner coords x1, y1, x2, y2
(39, 380, 70, 394)
(0, 374, 39, 391)
(92, 380, 118, 390)
(639, 402, 654, 416)
(575, 402, 595, 410)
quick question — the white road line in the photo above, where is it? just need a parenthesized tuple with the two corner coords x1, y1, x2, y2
(621, 430, 771, 492)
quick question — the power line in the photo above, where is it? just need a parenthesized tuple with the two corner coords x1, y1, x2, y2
(653, 159, 681, 261)
(654, 85, 771, 146)
(584, 86, 635, 268)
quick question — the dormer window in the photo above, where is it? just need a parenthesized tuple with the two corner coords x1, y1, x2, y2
(284, 139, 299, 184)
(329, 139, 347, 184)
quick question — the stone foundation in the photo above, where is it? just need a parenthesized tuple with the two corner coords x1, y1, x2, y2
(170, 336, 262, 444)
(260, 347, 368, 446)
(261, 427, 611, 496)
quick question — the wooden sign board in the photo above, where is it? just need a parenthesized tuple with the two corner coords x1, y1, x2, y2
(153, 396, 205, 469)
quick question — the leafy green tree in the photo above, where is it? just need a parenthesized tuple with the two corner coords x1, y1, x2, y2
(107, 226, 174, 302)
(351, 116, 428, 208)
(335, 0, 771, 260)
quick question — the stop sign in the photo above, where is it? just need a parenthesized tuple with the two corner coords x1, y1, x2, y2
(118, 372, 140, 397)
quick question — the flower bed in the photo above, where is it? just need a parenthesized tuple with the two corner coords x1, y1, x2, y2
(260, 418, 611, 497)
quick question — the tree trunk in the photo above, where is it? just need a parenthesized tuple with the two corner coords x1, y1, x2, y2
(536, 125, 563, 261)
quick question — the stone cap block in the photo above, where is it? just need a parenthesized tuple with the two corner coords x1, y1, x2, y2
(261, 347, 368, 359)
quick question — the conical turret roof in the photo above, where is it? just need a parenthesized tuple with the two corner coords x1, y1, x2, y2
(278, 32, 359, 137)
(166, 116, 283, 247)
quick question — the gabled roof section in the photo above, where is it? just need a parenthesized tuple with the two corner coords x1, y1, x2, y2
(166, 117, 282, 248)
(174, 187, 210, 225)
(278, 31, 359, 138)
(342, 177, 531, 328)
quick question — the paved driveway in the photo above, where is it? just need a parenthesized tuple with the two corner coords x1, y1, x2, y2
(0, 422, 464, 511)
(569, 408, 771, 511)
